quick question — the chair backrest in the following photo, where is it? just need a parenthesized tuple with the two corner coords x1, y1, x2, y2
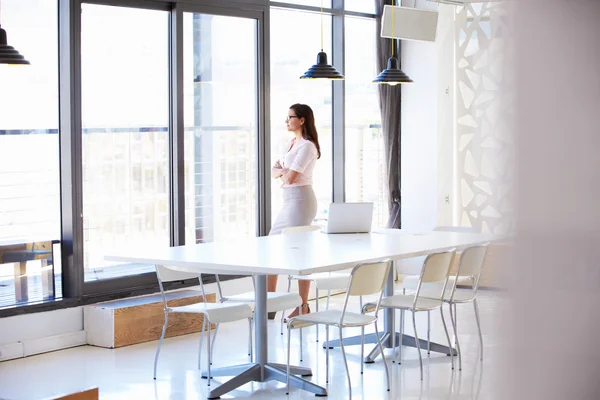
(339, 260, 391, 324)
(420, 250, 456, 284)
(155, 265, 203, 310)
(414, 250, 456, 305)
(450, 244, 489, 301)
(348, 261, 391, 296)
(281, 225, 321, 235)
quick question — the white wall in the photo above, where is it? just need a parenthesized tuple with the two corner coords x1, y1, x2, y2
(400, 1, 454, 231)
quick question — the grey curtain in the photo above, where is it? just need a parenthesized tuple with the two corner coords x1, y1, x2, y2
(375, 0, 402, 228)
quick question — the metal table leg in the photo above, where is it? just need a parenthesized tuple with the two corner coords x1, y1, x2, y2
(205, 275, 327, 399)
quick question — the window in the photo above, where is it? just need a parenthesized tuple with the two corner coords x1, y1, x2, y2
(0, 0, 61, 306)
(274, 1, 332, 7)
(344, 16, 388, 228)
(345, 0, 376, 14)
(183, 13, 259, 243)
(80, 4, 170, 281)
(270, 8, 333, 224)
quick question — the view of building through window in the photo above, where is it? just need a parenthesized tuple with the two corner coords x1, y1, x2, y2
(81, 4, 170, 281)
(0, 1, 388, 304)
(344, 16, 388, 228)
(270, 8, 333, 224)
(0, 0, 61, 305)
(183, 13, 259, 244)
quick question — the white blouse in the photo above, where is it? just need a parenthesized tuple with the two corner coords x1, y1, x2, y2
(280, 137, 318, 188)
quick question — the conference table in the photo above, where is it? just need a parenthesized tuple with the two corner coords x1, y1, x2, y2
(106, 229, 494, 399)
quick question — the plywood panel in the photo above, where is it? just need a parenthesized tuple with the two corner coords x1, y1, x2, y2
(50, 387, 99, 400)
(113, 293, 216, 348)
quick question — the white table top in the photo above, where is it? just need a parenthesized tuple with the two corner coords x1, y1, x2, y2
(105, 230, 495, 276)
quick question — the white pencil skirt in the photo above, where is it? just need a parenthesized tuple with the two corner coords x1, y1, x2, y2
(269, 185, 318, 235)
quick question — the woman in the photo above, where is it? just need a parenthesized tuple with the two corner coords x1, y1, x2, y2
(268, 103, 320, 320)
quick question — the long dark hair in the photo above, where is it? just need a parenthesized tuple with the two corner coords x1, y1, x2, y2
(289, 103, 321, 159)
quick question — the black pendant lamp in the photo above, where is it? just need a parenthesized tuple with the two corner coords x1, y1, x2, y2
(300, 1, 344, 80)
(0, 3, 30, 65)
(373, 56, 412, 85)
(373, 2, 411, 85)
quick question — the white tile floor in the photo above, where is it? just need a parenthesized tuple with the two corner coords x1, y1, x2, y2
(0, 287, 506, 400)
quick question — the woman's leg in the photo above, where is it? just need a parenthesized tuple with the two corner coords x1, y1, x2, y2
(286, 280, 311, 319)
(268, 275, 278, 292)
(298, 280, 310, 306)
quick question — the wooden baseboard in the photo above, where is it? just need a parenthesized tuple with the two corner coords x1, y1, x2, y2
(43, 387, 99, 400)
(85, 290, 216, 348)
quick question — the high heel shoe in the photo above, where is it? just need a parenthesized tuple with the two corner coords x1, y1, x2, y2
(284, 303, 310, 323)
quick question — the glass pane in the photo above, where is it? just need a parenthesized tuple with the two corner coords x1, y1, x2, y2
(344, 17, 388, 228)
(81, 5, 169, 281)
(270, 8, 333, 226)
(0, 0, 61, 306)
(274, 1, 332, 7)
(345, 0, 376, 14)
(183, 14, 258, 244)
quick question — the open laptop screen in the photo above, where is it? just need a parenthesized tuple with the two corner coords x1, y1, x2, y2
(324, 202, 374, 234)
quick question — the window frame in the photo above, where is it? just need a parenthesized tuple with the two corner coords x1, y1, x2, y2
(1, 0, 382, 317)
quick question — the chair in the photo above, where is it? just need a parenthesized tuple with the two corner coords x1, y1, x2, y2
(427, 244, 489, 370)
(280, 225, 352, 339)
(285, 260, 392, 398)
(365, 250, 456, 379)
(396, 226, 477, 353)
(153, 265, 254, 387)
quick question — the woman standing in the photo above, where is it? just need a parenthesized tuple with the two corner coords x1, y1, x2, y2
(268, 103, 320, 319)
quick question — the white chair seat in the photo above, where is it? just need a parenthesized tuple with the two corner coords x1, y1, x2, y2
(291, 272, 350, 291)
(289, 310, 377, 329)
(224, 291, 301, 312)
(170, 302, 253, 324)
(378, 294, 443, 312)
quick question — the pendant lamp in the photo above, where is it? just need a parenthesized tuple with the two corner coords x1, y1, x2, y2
(300, 1, 344, 80)
(373, 2, 412, 85)
(0, 2, 30, 65)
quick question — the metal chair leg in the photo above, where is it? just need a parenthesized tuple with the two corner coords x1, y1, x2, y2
(412, 311, 423, 380)
(360, 326, 365, 374)
(315, 287, 319, 342)
(440, 306, 454, 369)
(391, 308, 396, 363)
(153, 311, 169, 380)
(281, 276, 292, 335)
(427, 310, 431, 355)
(299, 301, 304, 362)
(339, 326, 352, 399)
(248, 317, 253, 360)
(399, 309, 404, 364)
(454, 303, 458, 345)
(198, 317, 207, 371)
(207, 319, 212, 386)
(286, 324, 292, 395)
(473, 299, 484, 361)
(449, 303, 462, 370)
(374, 323, 391, 392)
(210, 323, 219, 365)
(326, 325, 330, 383)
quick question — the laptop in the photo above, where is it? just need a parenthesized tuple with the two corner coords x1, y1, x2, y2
(323, 202, 374, 234)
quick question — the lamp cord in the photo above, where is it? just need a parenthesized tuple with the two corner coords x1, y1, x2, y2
(320, 0, 323, 51)
(391, 1, 395, 57)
